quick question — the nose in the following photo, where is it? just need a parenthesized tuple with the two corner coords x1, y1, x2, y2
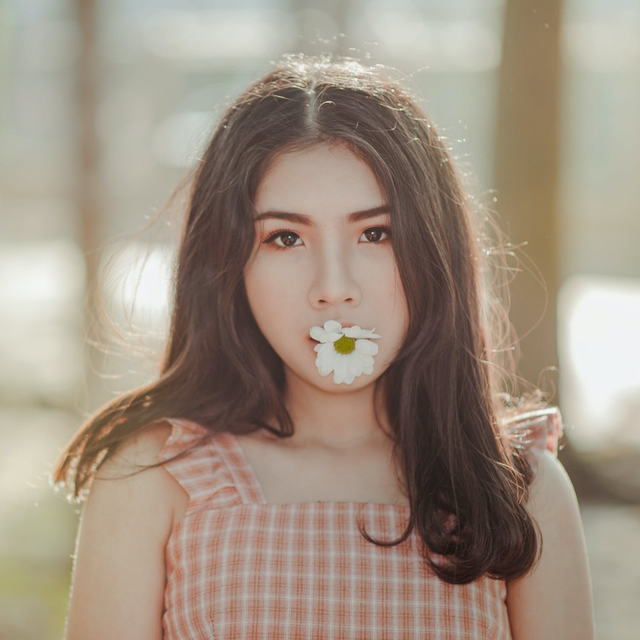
(309, 242, 361, 308)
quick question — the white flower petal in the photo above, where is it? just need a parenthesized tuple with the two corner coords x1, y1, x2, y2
(334, 353, 347, 384)
(314, 344, 328, 357)
(348, 353, 363, 377)
(323, 320, 342, 333)
(359, 354, 375, 367)
(315, 342, 334, 354)
(310, 326, 326, 341)
(350, 351, 372, 373)
(342, 325, 362, 338)
(312, 333, 342, 342)
(316, 354, 334, 370)
(316, 361, 333, 375)
(355, 339, 378, 356)
(343, 370, 356, 384)
(316, 354, 334, 375)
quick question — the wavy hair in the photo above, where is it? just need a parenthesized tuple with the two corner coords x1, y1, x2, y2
(50, 52, 562, 585)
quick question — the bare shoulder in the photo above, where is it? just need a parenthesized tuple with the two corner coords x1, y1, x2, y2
(523, 448, 575, 521)
(97, 421, 173, 474)
(94, 420, 189, 533)
(505, 449, 596, 640)
(65, 421, 185, 639)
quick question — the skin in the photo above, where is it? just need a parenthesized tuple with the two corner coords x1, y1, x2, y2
(243, 142, 409, 453)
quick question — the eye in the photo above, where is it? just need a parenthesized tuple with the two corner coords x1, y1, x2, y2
(361, 226, 391, 244)
(262, 226, 392, 251)
(261, 229, 303, 250)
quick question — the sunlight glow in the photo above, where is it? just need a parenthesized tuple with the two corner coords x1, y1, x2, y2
(558, 275, 640, 450)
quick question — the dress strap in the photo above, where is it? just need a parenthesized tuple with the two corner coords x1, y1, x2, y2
(502, 406, 564, 463)
(157, 418, 243, 520)
(210, 432, 267, 505)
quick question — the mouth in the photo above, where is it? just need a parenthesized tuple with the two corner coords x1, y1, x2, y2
(308, 321, 359, 348)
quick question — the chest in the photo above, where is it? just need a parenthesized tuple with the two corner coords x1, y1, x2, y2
(163, 504, 510, 640)
(235, 433, 411, 507)
(162, 424, 512, 639)
(170, 431, 410, 530)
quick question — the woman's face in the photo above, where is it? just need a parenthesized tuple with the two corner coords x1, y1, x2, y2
(243, 142, 409, 391)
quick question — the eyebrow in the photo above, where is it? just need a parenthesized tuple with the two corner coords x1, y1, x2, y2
(254, 205, 391, 226)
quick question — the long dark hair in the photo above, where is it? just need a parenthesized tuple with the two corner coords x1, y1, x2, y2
(50, 52, 561, 585)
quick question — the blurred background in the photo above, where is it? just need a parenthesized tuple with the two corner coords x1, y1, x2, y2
(1, 0, 639, 638)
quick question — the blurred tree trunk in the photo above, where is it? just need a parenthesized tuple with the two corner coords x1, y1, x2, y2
(76, 0, 106, 416)
(495, 0, 640, 502)
(494, 0, 563, 398)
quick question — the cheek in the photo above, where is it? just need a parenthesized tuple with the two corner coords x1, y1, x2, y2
(244, 260, 302, 326)
(367, 258, 408, 336)
(367, 254, 404, 299)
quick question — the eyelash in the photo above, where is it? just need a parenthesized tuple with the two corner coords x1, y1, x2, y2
(262, 226, 392, 251)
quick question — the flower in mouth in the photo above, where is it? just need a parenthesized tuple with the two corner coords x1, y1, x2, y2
(309, 320, 381, 385)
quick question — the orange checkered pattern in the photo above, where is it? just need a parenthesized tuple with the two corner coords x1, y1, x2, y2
(159, 416, 562, 639)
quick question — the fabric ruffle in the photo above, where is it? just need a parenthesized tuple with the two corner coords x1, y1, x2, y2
(501, 406, 565, 462)
(158, 418, 242, 521)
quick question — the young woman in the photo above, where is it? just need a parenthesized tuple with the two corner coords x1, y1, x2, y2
(51, 53, 595, 639)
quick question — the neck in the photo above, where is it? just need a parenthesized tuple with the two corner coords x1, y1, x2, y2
(276, 367, 392, 452)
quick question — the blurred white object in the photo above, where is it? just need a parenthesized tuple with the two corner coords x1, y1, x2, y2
(558, 274, 640, 452)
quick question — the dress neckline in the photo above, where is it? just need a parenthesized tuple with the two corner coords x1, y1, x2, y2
(220, 430, 412, 511)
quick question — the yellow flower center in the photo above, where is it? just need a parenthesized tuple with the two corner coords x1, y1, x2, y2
(334, 335, 356, 354)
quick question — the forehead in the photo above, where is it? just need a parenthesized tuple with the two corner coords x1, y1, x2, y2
(254, 144, 385, 220)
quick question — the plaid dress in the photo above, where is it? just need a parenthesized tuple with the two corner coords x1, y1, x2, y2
(159, 412, 563, 640)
